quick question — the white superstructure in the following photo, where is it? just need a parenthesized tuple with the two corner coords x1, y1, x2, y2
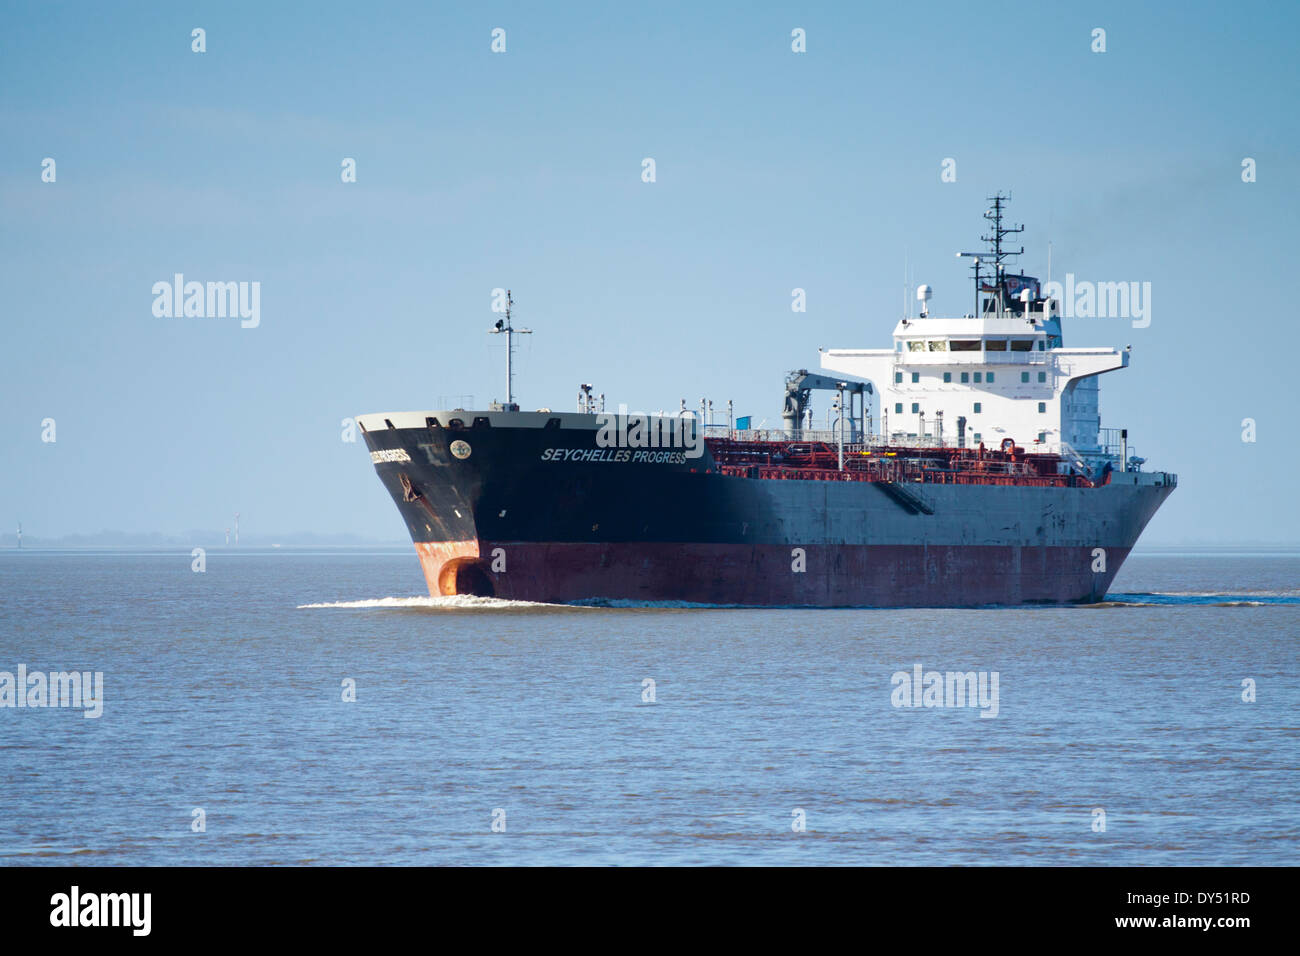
(818, 194, 1130, 462)
(820, 310, 1126, 455)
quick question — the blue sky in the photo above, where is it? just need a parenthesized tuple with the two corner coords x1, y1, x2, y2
(2, 0, 1297, 544)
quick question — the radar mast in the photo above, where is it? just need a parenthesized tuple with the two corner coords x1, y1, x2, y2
(488, 289, 532, 410)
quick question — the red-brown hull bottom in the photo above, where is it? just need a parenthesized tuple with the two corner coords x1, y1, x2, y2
(416, 541, 1126, 607)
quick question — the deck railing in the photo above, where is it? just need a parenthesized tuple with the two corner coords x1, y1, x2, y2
(704, 435, 1103, 488)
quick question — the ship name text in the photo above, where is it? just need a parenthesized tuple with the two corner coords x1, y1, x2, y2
(541, 447, 689, 465)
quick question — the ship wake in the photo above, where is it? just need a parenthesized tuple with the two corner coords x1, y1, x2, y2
(297, 593, 1299, 611)
(1098, 592, 1300, 607)
(297, 595, 570, 611)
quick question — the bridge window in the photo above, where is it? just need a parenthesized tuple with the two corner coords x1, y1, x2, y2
(907, 341, 925, 352)
(986, 340, 1008, 351)
(1010, 340, 1034, 351)
(928, 340, 947, 351)
(951, 340, 980, 351)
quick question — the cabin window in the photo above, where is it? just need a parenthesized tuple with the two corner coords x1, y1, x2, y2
(1010, 340, 1034, 351)
(951, 340, 980, 352)
(961, 372, 969, 383)
(911, 403, 920, 413)
(928, 340, 947, 351)
(894, 403, 902, 414)
(973, 402, 982, 413)
(1038, 371, 1046, 383)
(986, 372, 995, 383)
(1038, 402, 1047, 413)
(943, 372, 952, 383)
(911, 372, 920, 383)
(1037, 431, 1047, 443)
(973, 432, 982, 442)
(894, 372, 902, 384)
(973, 373, 982, 383)
(985, 340, 1007, 351)
(1021, 372, 1030, 383)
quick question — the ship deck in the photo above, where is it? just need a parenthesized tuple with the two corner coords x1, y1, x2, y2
(704, 437, 1101, 489)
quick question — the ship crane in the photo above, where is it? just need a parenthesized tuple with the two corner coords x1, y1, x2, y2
(782, 369, 871, 440)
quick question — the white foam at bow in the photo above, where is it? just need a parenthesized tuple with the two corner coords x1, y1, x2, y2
(296, 595, 562, 610)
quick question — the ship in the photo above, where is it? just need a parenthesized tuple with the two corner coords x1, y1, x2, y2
(356, 196, 1176, 607)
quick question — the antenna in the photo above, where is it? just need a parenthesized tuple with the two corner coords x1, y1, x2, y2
(955, 252, 982, 317)
(981, 193, 1023, 317)
(488, 289, 532, 407)
(903, 249, 909, 319)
